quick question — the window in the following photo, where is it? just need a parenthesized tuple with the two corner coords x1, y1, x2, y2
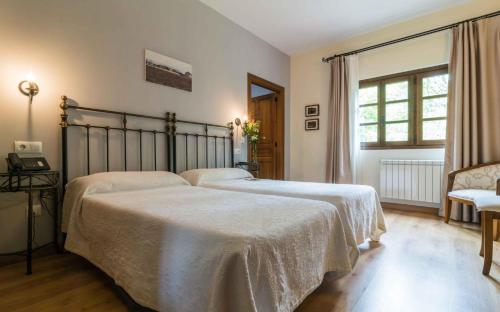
(359, 65, 448, 149)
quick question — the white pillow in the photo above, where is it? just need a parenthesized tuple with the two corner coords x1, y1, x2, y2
(62, 171, 189, 232)
(180, 168, 253, 186)
(66, 171, 189, 194)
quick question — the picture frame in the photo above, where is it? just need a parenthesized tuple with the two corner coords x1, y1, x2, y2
(305, 118, 319, 131)
(145, 49, 192, 92)
(305, 104, 319, 117)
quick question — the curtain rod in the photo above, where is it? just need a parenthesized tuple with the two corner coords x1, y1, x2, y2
(322, 10, 500, 63)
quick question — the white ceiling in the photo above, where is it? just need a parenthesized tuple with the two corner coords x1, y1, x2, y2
(199, 0, 466, 55)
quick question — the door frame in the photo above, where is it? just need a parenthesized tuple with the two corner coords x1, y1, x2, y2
(247, 73, 285, 180)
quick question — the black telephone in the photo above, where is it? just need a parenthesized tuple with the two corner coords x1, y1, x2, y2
(7, 153, 51, 172)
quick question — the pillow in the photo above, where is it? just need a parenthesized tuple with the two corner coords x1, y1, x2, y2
(62, 171, 189, 232)
(66, 171, 189, 194)
(180, 168, 253, 186)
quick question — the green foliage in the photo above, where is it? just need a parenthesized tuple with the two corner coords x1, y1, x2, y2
(360, 106, 378, 123)
(242, 120, 261, 143)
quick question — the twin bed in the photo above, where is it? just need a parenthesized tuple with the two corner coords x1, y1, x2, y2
(180, 168, 386, 245)
(59, 98, 386, 312)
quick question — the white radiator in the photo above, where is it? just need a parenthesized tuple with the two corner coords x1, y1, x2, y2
(379, 159, 444, 208)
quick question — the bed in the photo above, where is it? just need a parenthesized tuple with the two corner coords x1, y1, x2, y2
(180, 168, 386, 244)
(62, 171, 358, 311)
(58, 99, 358, 312)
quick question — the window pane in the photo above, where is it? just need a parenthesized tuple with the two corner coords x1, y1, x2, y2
(385, 81, 408, 101)
(423, 74, 448, 97)
(360, 125, 378, 143)
(386, 122, 408, 141)
(423, 97, 447, 118)
(423, 120, 446, 140)
(359, 86, 378, 104)
(360, 106, 378, 123)
(385, 102, 408, 122)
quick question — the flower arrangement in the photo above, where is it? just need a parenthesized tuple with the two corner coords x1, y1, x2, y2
(242, 120, 261, 162)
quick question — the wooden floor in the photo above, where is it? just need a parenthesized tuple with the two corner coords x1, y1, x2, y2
(0, 209, 498, 312)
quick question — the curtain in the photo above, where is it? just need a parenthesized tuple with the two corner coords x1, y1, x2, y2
(326, 55, 359, 184)
(441, 15, 500, 222)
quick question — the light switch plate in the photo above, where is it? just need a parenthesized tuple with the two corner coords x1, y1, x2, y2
(14, 141, 43, 154)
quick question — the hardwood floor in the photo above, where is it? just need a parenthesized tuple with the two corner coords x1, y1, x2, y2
(0, 209, 498, 312)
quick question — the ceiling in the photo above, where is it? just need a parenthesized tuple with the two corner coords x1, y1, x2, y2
(199, 0, 466, 55)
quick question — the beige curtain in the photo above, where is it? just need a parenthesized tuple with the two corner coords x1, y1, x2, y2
(442, 15, 500, 222)
(326, 55, 359, 184)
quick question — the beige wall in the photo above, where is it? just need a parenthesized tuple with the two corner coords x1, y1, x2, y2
(0, 0, 290, 252)
(290, 0, 500, 184)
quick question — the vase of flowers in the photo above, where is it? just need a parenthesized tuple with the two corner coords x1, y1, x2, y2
(242, 120, 261, 163)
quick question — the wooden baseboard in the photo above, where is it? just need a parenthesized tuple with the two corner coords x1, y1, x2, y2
(382, 202, 439, 215)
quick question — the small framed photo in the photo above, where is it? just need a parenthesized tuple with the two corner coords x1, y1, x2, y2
(305, 104, 319, 117)
(305, 118, 319, 131)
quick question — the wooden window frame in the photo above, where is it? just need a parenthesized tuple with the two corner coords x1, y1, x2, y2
(360, 65, 448, 150)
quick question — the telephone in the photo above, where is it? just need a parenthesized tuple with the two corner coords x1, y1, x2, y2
(7, 153, 51, 172)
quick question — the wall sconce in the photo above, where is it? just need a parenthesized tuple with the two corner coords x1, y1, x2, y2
(234, 115, 248, 128)
(18, 72, 39, 104)
(233, 115, 248, 146)
(234, 118, 242, 127)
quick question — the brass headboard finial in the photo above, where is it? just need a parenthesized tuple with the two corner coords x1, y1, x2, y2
(59, 95, 69, 128)
(60, 95, 68, 110)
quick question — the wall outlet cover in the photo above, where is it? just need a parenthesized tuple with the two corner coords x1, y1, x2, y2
(14, 141, 43, 154)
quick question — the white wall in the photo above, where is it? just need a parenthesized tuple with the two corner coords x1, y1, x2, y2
(0, 0, 290, 253)
(290, 0, 500, 183)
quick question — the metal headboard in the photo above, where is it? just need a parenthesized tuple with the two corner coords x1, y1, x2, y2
(59, 95, 171, 187)
(59, 95, 234, 188)
(171, 115, 234, 174)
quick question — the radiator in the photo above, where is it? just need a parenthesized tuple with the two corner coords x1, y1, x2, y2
(379, 159, 445, 208)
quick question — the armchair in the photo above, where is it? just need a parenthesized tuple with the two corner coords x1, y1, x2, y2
(445, 161, 500, 223)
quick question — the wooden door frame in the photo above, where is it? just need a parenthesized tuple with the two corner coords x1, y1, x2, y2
(247, 73, 285, 180)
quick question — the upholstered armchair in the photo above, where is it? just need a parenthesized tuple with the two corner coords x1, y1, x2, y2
(445, 161, 500, 223)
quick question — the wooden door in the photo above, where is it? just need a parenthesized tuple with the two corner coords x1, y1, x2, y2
(249, 93, 277, 179)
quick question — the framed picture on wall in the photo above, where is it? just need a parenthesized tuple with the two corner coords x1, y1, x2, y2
(145, 49, 192, 92)
(305, 118, 319, 131)
(305, 104, 319, 117)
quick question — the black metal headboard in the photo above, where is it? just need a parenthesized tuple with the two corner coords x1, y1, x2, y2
(172, 116, 234, 174)
(59, 95, 234, 187)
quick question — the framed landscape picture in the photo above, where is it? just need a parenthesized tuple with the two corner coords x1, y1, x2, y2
(145, 49, 192, 92)
(305, 118, 319, 131)
(305, 104, 319, 117)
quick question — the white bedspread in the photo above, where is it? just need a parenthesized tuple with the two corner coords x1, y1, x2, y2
(64, 184, 358, 311)
(197, 179, 386, 244)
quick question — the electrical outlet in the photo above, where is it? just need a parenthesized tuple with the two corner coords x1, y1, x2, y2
(14, 141, 43, 154)
(26, 204, 42, 217)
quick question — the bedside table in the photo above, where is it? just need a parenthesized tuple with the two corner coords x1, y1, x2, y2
(0, 171, 60, 275)
(236, 161, 260, 178)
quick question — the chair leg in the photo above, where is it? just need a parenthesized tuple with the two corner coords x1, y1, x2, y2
(480, 212, 485, 257)
(482, 212, 493, 275)
(493, 220, 499, 242)
(444, 198, 452, 223)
